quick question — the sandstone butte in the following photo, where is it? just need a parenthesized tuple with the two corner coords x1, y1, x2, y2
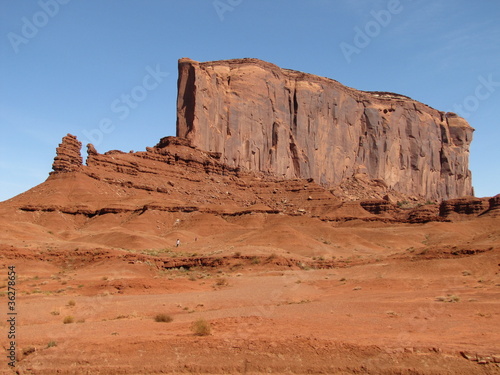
(177, 57, 474, 201)
(4, 57, 492, 222)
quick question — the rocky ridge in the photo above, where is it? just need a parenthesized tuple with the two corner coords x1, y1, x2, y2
(18, 133, 491, 224)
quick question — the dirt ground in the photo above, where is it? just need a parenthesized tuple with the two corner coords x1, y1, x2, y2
(1, 212, 499, 374)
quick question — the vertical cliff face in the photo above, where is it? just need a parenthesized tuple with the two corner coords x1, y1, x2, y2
(176, 58, 474, 200)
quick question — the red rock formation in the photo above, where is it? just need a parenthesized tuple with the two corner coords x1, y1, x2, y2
(9, 133, 499, 226)
(439, 196, 490, 218)
(483, 194, 500, 217)
(405, 204, 441, 223)
(359, 199, 397, 216)
(51, 133, 83, 174)
(176, 58, 474, 201)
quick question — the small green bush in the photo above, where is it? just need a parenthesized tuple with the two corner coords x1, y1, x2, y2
(191, 319, 211, 336)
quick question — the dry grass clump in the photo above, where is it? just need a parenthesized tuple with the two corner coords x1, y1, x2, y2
(215, 277, 228, 287)
(47, 341, 57, 348)
(191, 319, 211, 336)
(154, 313, 173, 323)
(435, 294, 460, 303)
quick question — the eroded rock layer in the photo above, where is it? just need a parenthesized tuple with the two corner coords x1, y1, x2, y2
(176, 58, 474, 200)
(37, 134, 488, 225)
(50, 133, 83, 173)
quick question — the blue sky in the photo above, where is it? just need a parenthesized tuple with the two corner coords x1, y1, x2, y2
(1, 0, 499, 201)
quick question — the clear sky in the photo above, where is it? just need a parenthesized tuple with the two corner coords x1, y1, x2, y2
(1, 0, 499, 201)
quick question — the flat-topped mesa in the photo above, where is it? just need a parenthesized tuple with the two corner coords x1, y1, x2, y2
(50, 134, 83, 174)
(176, 57, 474, 201)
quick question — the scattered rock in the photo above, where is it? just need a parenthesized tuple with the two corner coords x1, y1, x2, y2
(461, 351, 476, 361)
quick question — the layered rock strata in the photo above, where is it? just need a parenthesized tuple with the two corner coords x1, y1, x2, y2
(50, 133, 83, 173)
(176, 58, 474, 201)
(43, 134, 488, 224)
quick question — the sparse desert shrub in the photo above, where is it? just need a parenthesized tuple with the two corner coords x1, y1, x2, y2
(63, 316, 74, 324)
(435, 294, 460, 303)
(154, 313, 173, 323)
(397, 200, 410, 208)
(191, 319, 211, 336)
(50, 311, 60, 316)
(215, 278, 228, 287)
(250, 256, 261, 265)
(47, 341, 57, 348)
(67, 300, 76, 307)
(266, 253, 277, 261)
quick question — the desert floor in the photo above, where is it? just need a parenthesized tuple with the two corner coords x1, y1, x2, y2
(1, 215, 499, 374)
